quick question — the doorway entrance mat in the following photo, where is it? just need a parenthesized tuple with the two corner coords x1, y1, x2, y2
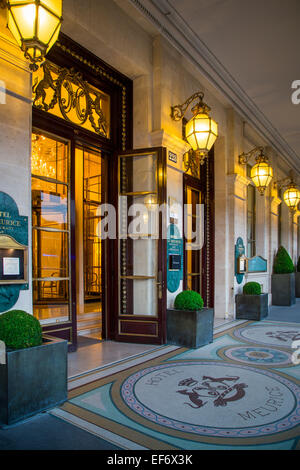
(51, 320, 300, 450)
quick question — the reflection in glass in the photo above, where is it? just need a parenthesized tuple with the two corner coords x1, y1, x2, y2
(75, 146, 103, 340)
(119, 152, 158, 317)
(32, 229, 69, 279)
(186, 186, 202, 294)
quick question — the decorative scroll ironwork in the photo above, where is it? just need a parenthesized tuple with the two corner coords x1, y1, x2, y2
(32, 61, 110, 138)
(183, 149, 201, 178)
(171, 92, 208, 121)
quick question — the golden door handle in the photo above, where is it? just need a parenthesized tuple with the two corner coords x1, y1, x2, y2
(156, 270, 163, 299)
(156, 282, 163, 299)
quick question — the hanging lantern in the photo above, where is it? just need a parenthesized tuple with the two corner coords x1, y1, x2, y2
(6, 0, 63, 71)
(283, 183, 300, 211)
(250, 155, 273, 195)
(238, 146, 273, 195)
(171, 91, 218, 166)
(185, 97, 218, 165)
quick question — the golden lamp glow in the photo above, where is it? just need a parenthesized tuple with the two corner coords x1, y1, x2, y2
(283, 183, 300, 211)
(144, 194, 157, 211)
(171, 92, 218, 166)
(238, 147, 273, 195)
(185, 102, 218, 161)
(6, 0, 63, 71)
(250, 158, 273, 195)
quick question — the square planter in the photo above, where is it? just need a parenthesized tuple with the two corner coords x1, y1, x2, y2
(271, 273, 296, 306)
(167, 308, 214, 349)
(0, 335, 68, 427)
(296, 272, 300, 298)
(235, 293, 269, 320)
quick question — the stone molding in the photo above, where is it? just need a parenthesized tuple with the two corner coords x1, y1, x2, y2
(149, 129, 190, 155)
(227, 173, 251, 200)
(0, 33, 30, 72)
(270, 196, 282, 216)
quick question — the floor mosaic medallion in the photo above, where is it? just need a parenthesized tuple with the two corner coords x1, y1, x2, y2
(58, 320, 300, 450)
(121, 361, 299, 438)
(233, 324, 300, 349)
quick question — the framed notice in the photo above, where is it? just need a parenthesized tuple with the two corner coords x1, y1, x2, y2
(3, 257, 20, 276)
(0, 248, 25, 282)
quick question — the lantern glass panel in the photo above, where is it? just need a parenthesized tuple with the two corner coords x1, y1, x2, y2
(7, 12, 22, 46)
(10, 4, 37, 39)
(40, 0, 62, 17)
(37, 5, 60, 45)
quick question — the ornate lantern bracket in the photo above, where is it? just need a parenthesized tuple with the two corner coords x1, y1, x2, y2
(238, 146, 265, 165)
(171, 91, 218, 172)
(171, 92, 208, 121)
(238, 146, 273, 195)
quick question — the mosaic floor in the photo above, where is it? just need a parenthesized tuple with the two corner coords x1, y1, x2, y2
(51, 320, 300, 450)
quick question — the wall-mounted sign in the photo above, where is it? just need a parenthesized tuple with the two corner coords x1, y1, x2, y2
(168, 151, 177, 164)
(0, 192, 29, 312)
(247, 255, 268, 273)
(167, 224, 183, 293)
(235, 237, 246, 284)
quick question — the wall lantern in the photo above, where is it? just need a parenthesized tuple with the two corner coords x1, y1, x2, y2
(283, 183, 300, 212)
(171, 92, 218, 168)
(1, 0, 63, 71)
(238, 146, 273, 195)
(274, 173, 300, 212)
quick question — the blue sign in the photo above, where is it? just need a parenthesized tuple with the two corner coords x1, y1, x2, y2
(248, 256, 267, 273)
(167, 224, 183, 293)
(235, 237, 245, 284)
(0, 192, 29, 313)
(0, 192, 28, 246)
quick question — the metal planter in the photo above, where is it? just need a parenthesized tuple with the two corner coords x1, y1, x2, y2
(235, 293, 269, 320)
(0, 335, 68, 427)
(271, 273, 296, 306)
(167, 308, 214, 349)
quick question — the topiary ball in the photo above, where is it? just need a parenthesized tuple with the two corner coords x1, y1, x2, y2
(0, 310, 42, 350)
(174, 290, 204, 311)
(273, 246, 294, 274)
(243, 282, 261, 295)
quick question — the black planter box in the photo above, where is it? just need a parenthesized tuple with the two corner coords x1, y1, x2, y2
(0, 335, 68, 427)
(271, 273, 296, 306)
(235, 293, 269, 320)
(296, 272, 300, 298)
(167, 308, 214, 349)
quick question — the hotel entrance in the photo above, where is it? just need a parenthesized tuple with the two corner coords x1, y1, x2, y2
(31, 130, 108, 348)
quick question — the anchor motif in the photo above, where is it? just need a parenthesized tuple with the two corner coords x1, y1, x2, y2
(265, 330, 300, 342)
(177, 375, 248, 409)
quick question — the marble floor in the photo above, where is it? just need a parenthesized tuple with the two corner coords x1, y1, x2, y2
(67, 317, 233, 379)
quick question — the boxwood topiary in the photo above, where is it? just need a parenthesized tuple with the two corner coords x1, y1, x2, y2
(243, 282, 261, 295)
(174, 290, 204, 311)
(0, 310, 42, 350)
(273, 246, 294, 274)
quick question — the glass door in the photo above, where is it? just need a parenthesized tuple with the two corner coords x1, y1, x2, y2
(116, 148, 167, 344)
(185, 184, 203, 294)
(31, 130, 73, 343)
(75, 145, 106, 340)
